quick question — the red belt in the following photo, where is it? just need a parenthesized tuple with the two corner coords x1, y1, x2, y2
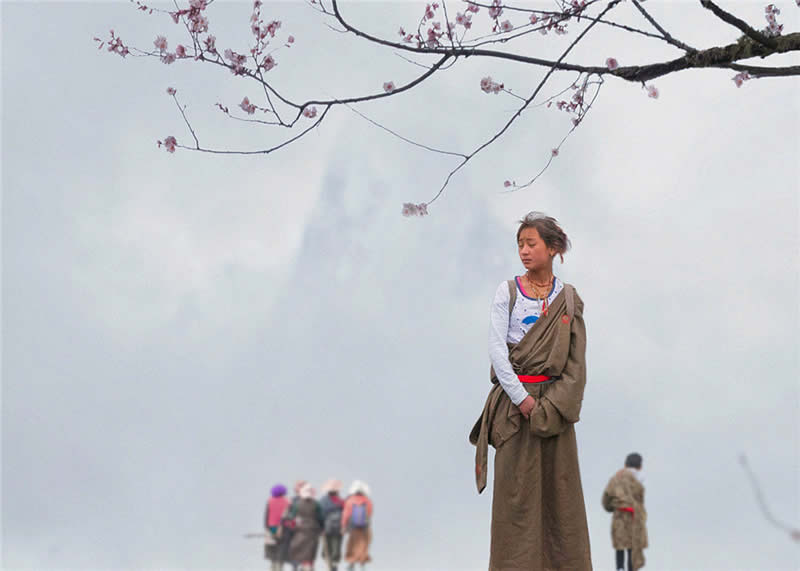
(518, 375, 551, 384)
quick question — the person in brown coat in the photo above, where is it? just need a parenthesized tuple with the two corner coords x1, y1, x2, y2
(470, 212, 592, 570)
(288, 484, 324, 571)
(602, 453, 648, 571)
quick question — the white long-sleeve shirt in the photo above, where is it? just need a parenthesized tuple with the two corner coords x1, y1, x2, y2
(488, 277, 564, 406)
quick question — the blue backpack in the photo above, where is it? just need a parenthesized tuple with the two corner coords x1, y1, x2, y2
(350, 503, 369, 529)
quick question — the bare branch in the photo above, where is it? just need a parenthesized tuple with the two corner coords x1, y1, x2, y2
(739, 454, 800, 543)
(725, 63, 800, 78)
(171, 93, 199, 148)
(342, 103, 468, 159)
(631, 0, 697, 52)
(176, 106, 333, 155)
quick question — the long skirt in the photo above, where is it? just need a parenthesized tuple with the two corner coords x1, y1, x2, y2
(289, 528, 320, 564)
(490, 422, 592, 570)
(344, 528, 371, 564)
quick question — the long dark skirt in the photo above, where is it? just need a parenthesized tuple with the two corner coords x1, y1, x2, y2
(490, 420, 592, 570)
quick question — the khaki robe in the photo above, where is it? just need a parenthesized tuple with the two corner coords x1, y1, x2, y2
(602, 469, 648, 570)
(470, 283, 592, 571)
(287, 498, 322, 563)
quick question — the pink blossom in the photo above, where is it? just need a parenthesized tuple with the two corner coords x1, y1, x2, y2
(154, 35, 168, 52)
(455, 12, 472, 28)
(163, 135, 177, 153)
(480, 76, 503, 94)
(572, 118, 580, 127)
(606, 57, 619, 70)
(551, 148, 559, 157)
(101, 31, 130, 57)
(383, 81, 396, 93)
(189, 0, 207, 9)
(240, 96, 257, 114)
(262, 55, 276, 71)
(253, 0, 262, 7)
(302, 106, 318, 119)
(398, 27, 406, 36)
(732, 71, 751, 88)
(166, 87, 176, 95)
(466, 3, 480, 13)
(488, 0, 503, 19)
(189, 14, 208, 33)
(251, 23, 261, 36)
(764, 4, 783, 36)
(424, 4, 435, 20)
(529, 14, 539, 24)
(426, 27, 441, 47)
(500, 20, 513, 32)
(504, 180, 512, 188)
(646, 84, 659, 99)
(265, 20, 281, 37)
(176, 44, 187, 58)
(204, 35, 217, 52)
(161, 52, 176, 64)
(287, 35, 295, 44)
(170, 12, 180, 24)
(402, 202, 428, 217)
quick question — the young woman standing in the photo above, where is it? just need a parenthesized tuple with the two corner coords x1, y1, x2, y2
(470, 212, 592, 570)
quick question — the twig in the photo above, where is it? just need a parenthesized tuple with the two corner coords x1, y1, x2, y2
(739, 454, 800, 542)
(631, 0, 697, 52)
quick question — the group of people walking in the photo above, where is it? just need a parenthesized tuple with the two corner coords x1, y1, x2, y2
(264, 479, 373, 571)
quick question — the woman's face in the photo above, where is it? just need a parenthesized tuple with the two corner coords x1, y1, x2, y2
(518, 227, 554, 272)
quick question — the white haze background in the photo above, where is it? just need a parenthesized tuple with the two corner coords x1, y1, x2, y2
(2, 1, 799, 569)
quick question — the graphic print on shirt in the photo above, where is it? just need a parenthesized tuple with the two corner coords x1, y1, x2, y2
(511, 277, 564, 339)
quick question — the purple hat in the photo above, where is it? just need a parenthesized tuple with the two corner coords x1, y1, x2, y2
(271, 484, 287, 498)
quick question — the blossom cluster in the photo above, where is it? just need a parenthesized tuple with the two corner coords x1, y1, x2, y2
(402, 203, 429, 217)
(732, 70, 752, 87)
(480, 76, 504, 94)
(764, 4, 783, 37)
(158, 135, 178, 153)
(94, 29, 130, 57)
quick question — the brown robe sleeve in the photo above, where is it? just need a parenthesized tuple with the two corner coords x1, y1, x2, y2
(529, 293, 587, 437)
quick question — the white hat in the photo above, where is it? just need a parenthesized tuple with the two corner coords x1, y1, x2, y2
(299, 483, 315, 499)
(348, 480, 371, 496)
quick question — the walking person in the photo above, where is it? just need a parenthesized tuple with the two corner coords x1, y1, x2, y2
(279, 480, 307, 571)
(342, 480, 373, 571)
(287, 483, 323, 571)
(602, 453, 648, 571)
(265, 484, 290, 571)
(319, 479, 345, 571)
(470, 212, 592, 570)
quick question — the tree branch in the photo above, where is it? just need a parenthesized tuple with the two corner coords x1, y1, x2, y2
(426, 0, 622, 206)
(631, 0, 697, 52)
(700, 0, 777, 50)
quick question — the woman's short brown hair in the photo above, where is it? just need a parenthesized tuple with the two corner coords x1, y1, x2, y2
(516, 212, 571, 262)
